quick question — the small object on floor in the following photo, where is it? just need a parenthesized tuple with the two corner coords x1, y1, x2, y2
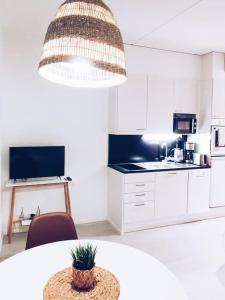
(36, 206, 41, 216)
(19, 208, 24, 220)
(30, 214, 36, 219)
(21, 219, 32, 226)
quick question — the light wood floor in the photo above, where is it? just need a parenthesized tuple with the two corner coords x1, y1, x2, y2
(1, 218, 225, 300)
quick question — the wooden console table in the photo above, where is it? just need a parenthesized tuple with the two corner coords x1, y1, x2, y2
(5, 178, 72, 243)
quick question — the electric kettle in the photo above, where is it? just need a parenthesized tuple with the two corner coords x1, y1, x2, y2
(170, 148, 184, 163)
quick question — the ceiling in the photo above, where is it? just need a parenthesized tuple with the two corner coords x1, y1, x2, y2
(1, 0, 225, 55)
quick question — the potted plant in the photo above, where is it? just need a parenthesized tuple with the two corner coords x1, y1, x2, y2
(71, 243, 97, 290)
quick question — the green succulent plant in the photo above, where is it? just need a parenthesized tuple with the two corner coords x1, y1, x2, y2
(71, 243, 97, 271)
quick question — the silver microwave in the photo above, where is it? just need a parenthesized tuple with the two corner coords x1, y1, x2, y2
(173, 113, 197, 134)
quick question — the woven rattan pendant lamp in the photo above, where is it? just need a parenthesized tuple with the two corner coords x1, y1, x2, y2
(39, 0, 127, 88)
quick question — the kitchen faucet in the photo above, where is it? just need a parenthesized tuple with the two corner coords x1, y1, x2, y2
(161, 143, 168, 161)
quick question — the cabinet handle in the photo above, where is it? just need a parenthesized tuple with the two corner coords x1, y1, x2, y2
(136, 129, 145, 131)
(136, 184, 146, 187)
(196, 175, 204, 178)
(167, 172, 177, 175)
(135, 204, 145, 207)
(135, 194, 146, 197)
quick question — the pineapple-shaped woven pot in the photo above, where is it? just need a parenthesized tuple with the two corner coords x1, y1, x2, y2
(73, 267, 96, 290)
(71, 243, 97, 291)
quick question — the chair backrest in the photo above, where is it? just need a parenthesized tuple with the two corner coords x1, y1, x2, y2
(25, 212, 78, 250)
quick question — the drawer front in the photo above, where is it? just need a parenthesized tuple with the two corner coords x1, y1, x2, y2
(125, 182, 155, 193)
(189, 169, 210, 178)
(125, 173, 155, 183)
(124, 202, 155, 223)
(124, 192, 154, 203)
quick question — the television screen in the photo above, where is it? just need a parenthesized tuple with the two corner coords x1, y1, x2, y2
(9, 146, 65, 180)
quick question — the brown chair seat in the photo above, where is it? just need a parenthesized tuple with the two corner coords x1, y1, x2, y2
(25, 212, 78, 250)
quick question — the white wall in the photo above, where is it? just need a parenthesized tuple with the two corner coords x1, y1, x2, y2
(125, 44, 202, 79)
(0, 31, 202, 234)
(1, 31, 109, 233)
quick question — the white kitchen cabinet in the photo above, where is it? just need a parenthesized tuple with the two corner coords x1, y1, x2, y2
(109, 75, 202, 135)
(188, 169, 210, 214)
(155, 171, 188, 218)
(174, 79, 200, 114)
(108, 167, 214, 233)
(108, 169, 156, 233)
(109, 74, 148, 134)
(212, 79, 225, 119)
(199, 79, 213, 133)
(148, 77, 174, 133)
(210, 158, 225, 207)
(124, 202, 155, 223)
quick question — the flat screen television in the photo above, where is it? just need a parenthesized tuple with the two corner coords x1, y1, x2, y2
(9, 146, 65, 180)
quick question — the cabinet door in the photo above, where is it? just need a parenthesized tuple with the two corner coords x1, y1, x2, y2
(210, 158, 225, 207)
(174, 79, 200, 114)
(212, 79, 225, 119)
(188, 170, 210, 214)
(148, 77, 174, 133)
(124, 202, 155, 223)
(155, 171, 188, 218)
(199, 79, 213, 133)
(117, 74, 148, 133)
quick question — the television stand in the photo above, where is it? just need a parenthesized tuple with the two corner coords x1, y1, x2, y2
(5, 178, 72, 243)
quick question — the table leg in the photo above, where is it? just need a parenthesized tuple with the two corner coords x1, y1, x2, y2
(65, 183, 71, 215)
(64, 183, 69, 213)
(7, 187, 16, 244)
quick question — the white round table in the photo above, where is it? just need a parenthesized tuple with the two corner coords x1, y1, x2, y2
(0, 240, 188, 300)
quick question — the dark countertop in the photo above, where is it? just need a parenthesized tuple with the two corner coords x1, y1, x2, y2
(108, 162, 211, 174)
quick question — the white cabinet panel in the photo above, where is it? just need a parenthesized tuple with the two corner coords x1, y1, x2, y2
(199, 79, 213, 133)
(148, 77, 174, 133)
(124, 201, 155, 223)
(212, 79, 225, 119)
(125, 173, 155, 183)
(117, 74, 148, 133)
(210, 158, 225, 207)
(155, 171, 188, 218)
(188, 169, 210, 214)
(174, 79, 200, 114)
(124, 182, 155, 193)
(124, 192, 154, 204)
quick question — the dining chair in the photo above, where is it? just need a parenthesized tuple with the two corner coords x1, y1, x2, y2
(25, 212, 78, 250)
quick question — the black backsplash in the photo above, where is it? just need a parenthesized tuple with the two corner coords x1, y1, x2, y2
(108, 135, 182, 165)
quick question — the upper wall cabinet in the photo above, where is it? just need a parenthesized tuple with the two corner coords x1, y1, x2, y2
(109, 74, 148, 134)
(174, 79, 200, 115)
(148, 77, 174, 133)
(212, 79, 225, 119)
(109, 75, 201, 135)
(199, 79, 225, 133)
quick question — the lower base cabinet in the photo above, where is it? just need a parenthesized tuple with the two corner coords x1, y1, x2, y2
(124, 201, 155, 223)
(108, 168, 211, 233)
(188, 169, 210, 213)
(155, 171, 188, 218)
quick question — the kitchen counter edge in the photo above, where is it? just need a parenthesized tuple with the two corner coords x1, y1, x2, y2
(108, 164, 211, 174)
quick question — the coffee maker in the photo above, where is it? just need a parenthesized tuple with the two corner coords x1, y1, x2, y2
(184, 142, 196, 163)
